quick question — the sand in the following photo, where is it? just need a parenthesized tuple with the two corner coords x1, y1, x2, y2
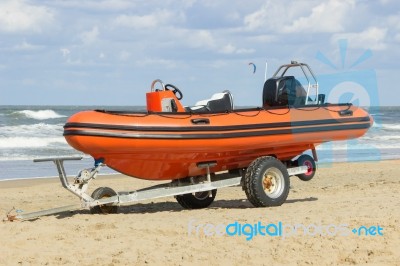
(1, 160, 399, 265)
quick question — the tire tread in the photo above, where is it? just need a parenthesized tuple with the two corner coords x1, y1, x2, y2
(243, 156, 290, 207)
(175, 190, 217, 209)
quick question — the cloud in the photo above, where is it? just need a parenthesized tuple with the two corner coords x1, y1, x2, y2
(156, 27, 216, 50)
(80, 26, 100, 45)
(243, 1, 312, 32)
(332, 27, 388, 50)
(12, 40, 43, 51)
(183, 29, 215, 49)
(113, 10, 176, 29)
(52, 0, 136, 10)
(60, 48, 71, 58)
(208, 60, 229, 69)
(119, 51, 131, 61)
(243, 0, 355, 34)
(219, 44, 236, 54)
(385, 14, 400, 43)
(243, 2, 280, 31)
(0, 0, 399, 106)
(248, 34, 277, 43)
(284, 0, 355, 33)
(0, 0, 54, 33)
(219, 44, 255, 54)
(137, 58, 178, 69)
(379, 0, 394, 4)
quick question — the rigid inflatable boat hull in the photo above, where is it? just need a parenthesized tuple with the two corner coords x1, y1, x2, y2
(64, 104, 372, 180)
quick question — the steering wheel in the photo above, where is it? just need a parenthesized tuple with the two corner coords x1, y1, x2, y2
(165, 84, 183, 100)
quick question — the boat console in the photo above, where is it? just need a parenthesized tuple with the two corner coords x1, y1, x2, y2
(146, 79, 185, 112)
(146, 79, 234, 113)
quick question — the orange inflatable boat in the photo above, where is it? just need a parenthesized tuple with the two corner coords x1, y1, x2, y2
(5, 61, 375, 220)
(63, 62, 373, 181)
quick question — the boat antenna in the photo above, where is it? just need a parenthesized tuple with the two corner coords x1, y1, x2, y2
(264, 60, 268, 81)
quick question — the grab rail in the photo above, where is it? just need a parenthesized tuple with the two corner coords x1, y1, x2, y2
(272, 61, 319, 105)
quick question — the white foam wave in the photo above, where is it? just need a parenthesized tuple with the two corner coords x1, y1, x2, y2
(14, 110, 66, 120)
(362, 135, 400, 141)
(0, 153, 91, 161)
(381, 123, 400, 130)
(1, 123, 64, 138)
(372, 121, 380, 128)
(317, 141, 400, 151)
(0, 137, 67, 148)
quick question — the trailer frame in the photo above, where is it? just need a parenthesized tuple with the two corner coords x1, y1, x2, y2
(6, 156, 309, 221)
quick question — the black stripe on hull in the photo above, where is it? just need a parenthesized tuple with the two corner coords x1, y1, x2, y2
(64, 116, 371, 133)
(63, 122, 371, 140)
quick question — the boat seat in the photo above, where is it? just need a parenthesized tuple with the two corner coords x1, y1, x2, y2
(263, 76, 310, 107)
(186, 90, 234, 113)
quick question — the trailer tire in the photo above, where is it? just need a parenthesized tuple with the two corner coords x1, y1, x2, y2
(90, 187, 119, 214)
(296, 154, 316, 181)
(175, 189, 217, 209)
(243, 156, 290, 207)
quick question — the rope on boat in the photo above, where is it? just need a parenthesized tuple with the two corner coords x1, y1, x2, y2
(95, 103, 353, 120)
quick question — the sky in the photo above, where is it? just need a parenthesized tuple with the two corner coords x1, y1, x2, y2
(0, 0, 399, 106)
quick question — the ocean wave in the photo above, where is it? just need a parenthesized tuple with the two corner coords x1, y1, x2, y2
(0, 137, 67, 148)
(380, 123, 400, 130)
(0, 123, 64, 138)
(372, 121, 380, 128)
(13, 110, 67, 120)
(362, 135, 400, 141)
(317, 141, 400, 151)
(0, 151, 85, 161)
(0, 152, 88, 162)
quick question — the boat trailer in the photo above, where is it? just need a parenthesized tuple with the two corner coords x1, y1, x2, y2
(5, 155, 313, 221)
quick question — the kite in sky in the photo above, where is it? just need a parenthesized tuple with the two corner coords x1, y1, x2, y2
(248, 62, 256, 74)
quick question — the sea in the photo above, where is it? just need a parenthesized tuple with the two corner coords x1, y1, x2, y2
(0, 105, 399, 181)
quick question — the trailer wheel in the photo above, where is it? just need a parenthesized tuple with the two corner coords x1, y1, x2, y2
(296, 154, 316, 181)
(243, 156, 290, 207)
(175, 189, 217, 209)
(90, 187, 119, 214)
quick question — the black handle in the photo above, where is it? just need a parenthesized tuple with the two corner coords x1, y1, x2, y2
(191, 118, 210, 125)
(339, 110, 353, 116)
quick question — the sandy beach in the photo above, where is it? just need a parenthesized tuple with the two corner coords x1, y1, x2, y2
(1, 160, 399, 265)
